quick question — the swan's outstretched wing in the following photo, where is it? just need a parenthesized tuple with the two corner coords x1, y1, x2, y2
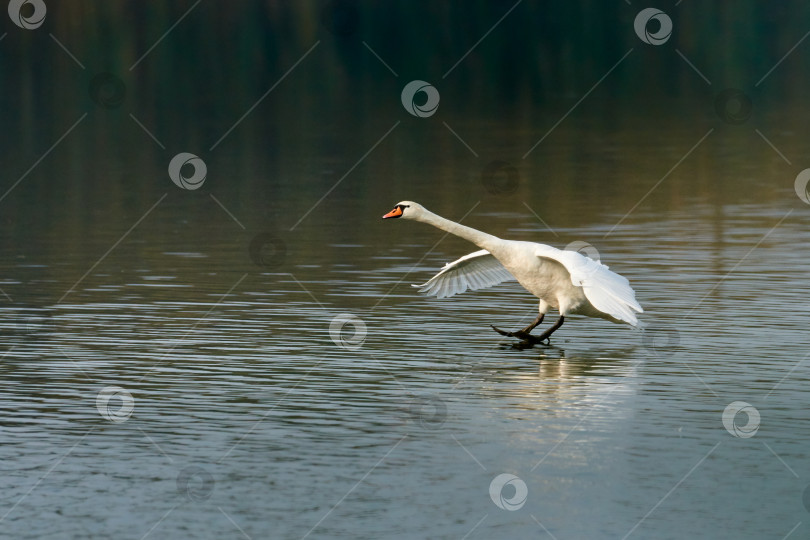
(414, 250, 516, 299)
(536, 245, 643, 325)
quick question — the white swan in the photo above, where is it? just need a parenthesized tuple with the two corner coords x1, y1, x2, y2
(382, 201, 643, 344)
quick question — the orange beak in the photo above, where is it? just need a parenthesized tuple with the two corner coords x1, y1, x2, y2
(382, 206, 403, 219)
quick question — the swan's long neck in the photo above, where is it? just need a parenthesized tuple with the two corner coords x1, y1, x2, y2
(414, 209, 500, 251)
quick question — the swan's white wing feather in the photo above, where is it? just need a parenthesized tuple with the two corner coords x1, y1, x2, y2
(536, 245, 643, 325)
(414, 250, 516, 299)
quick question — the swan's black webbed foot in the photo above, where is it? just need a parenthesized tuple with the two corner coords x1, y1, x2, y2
(491, 316, 564, 346)
(491, 325, 550, 345)
(491, 325, 517, 338)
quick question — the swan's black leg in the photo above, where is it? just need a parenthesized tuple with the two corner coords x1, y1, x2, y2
(521, 314, 545, 333)
(533, 315, 565, 342)
(491, 315, 564, 345)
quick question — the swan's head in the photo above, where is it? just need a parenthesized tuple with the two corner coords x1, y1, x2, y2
(382, 201, 425, 220)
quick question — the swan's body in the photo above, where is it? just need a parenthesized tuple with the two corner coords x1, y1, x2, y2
(383, 201, 643, 343)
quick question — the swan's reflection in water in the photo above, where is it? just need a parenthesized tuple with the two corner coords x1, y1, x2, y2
(470, 343, 638, 394)
(437, 342, 643, 456)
